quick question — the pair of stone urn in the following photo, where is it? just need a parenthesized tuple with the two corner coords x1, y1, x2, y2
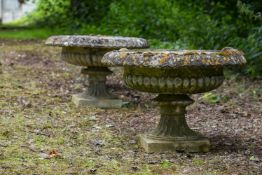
(46, 35, 246, 153)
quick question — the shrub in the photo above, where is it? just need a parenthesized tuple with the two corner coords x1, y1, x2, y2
(25, 0, 262, 77)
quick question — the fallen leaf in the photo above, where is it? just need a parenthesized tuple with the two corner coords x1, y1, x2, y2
(48, 149, 61, 158)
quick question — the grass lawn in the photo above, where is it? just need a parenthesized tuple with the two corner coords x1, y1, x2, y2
(0, 27, 67, 40)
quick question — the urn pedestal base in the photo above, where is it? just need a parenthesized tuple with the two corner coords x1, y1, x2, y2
(72, 67, 127, 108)
(139, 134, 210, 153)
(72, 93, 126, 108)
(139, 94, 210, 152)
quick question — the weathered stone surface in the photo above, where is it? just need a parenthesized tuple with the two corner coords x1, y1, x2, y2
(72, 67, 128, 108)
(140, 94, 210, 152)
(102, 47, 246, 153)
(123, 67, 224, 93)
(45, 35, 149, 49)
(45, 35, 148, 108)
(139, 134, 210, 153)
(80, 67, 113, 98)
(102, 47, 246, 68)
(60, 47, 109, 67)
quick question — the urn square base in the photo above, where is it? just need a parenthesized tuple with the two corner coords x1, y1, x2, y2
(139, 134, 210, 153)
(72, 93, 127, 109)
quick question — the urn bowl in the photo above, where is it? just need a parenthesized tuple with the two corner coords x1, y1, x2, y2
(46, 35, 149, 67)
(103, 48, 246, 94)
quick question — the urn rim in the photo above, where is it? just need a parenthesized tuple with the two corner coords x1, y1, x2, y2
(45, 35, 149, 49)
(102, 47, 246, 68)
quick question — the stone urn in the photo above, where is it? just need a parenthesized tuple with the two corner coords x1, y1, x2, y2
(102, 48, 246, 152)
(45, 35, 148, 108)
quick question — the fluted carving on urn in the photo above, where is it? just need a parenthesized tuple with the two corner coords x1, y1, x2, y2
(81, 68, 114, 98)
(148, 94, 203, 140)
(124, 74, 224, 94)
(61, 47, 110, 67)
(123, 66, 224, 94)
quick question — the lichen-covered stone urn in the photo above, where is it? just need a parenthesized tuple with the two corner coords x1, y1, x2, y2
(46, 35, 148, 108)
(102, 48, 246, 152)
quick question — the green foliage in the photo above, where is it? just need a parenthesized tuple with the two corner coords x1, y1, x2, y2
(200, 92, 230, 104)
(27, 0, 71, 27)
(160, 160, 172, 169)
(71, 0, 114, 24)
(17, 0, 262, 77)
(232, 26, 262, 76)
(103, 0, 177, 39)
(0, 28, 66, 40)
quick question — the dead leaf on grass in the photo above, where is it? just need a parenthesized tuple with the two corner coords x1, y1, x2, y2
(48, 149, 61, 158)
(39, 149, 61, 159)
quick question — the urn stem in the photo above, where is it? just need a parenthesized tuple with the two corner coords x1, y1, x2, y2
(149, 94, 200, 139)
(81, 67, 114, 98)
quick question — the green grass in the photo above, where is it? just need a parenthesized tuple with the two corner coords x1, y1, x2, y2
(0, 27, 67, 40)
(0, 25, 181, 50)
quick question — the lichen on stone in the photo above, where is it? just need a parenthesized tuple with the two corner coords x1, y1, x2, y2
(102, 48, 246, 68)
(45, 35, 149, 49)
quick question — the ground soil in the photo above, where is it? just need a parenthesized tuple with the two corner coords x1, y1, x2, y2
(0, 40, 261, 175)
